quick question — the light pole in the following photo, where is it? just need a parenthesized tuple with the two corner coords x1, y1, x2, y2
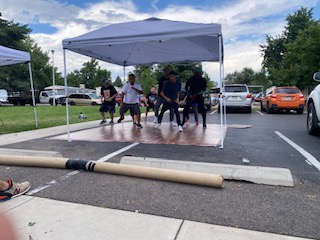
(51, 50, 55, 106)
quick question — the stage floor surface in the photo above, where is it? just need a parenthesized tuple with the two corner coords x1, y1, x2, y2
(50, 121, 227, 147)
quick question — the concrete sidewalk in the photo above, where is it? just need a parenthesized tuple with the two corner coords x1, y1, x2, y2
(0, 196, 310, 240)
(0, 120, 313, 239)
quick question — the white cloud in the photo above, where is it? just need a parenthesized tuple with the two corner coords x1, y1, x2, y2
(0, 0, 318, 83)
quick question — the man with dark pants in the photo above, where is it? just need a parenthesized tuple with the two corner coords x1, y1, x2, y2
(99, 79, 118, 124)
(182, 68, 207, 128)
(117, 74, 143, 129)
(154, 66, 175, 125)
(154, 71, 183, 132)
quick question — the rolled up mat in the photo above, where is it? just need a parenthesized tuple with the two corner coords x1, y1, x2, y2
(0, 155, 224, 188)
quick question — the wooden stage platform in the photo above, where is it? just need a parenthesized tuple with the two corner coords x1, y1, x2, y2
(50, 121, 226, 147)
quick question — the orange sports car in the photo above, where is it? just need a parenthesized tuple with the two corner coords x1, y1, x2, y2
(260, 86, 305, 114)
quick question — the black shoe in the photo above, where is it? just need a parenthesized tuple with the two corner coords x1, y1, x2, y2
(203, 123, 207, 128)
(117, 116, 124, 123)
(136, 123, 143, 129)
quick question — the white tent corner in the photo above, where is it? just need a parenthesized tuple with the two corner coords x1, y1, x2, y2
(0, 45, 38, 128)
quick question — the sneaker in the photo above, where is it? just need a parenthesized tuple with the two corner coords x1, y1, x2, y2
(154, 123, 161, 129)
(109, 121, 114, 125)
(153, 117, 158, 123)
(100, 119, 106, 124)
(0, 179, 30, 202)
(178, 125, 183, 132)
(117, 116, 124, 123)
(133, 121, 137, 125)
(203, 123, 207, 128)
(136, 123, 143, 129)
(170, 121, 177, 126)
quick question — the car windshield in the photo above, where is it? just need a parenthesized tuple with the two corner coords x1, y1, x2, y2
(275, 88, 300, 94)
(88, 93, 100, 99)
(47, 91, 58, 96)
(225, 86, 247, 92)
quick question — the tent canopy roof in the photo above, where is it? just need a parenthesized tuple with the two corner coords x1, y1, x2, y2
(62, 18, 223, 66)
(0, 45, 30, 66)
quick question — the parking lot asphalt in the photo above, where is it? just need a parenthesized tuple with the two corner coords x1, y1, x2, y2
(0, 108, 319, 239)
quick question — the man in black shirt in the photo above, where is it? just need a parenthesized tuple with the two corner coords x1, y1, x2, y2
(182, 68, 207, 128)
(155, 71, 183, 132)
(154, 66, 175, 125)
(99, 79, 118, 124)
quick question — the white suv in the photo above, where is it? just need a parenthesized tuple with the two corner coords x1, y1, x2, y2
(218, 84, 252, 113)
(307, 72, 320, 135)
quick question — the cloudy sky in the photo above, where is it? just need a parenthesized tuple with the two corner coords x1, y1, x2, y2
(1, 0, 319, 83)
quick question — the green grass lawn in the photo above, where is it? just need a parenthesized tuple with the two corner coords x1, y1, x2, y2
(0, 105, 127, 135)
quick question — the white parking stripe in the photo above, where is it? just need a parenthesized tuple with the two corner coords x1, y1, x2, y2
(26, 143, 140, 195)
(210, 110, 217, 114)
(97, 142, 140, 162)
(256, 111, 264, 115)
(275, 131, 320, 171)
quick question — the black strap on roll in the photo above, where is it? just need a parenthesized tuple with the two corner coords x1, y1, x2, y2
(65, 159, 96, 171)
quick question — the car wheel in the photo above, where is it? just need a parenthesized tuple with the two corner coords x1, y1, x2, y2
(92, 102, 98, 106)
(70, 102, 75, 106)
(49, 99, 57, 106)
(307, 102, 320, 135)
(266, 102, 273, 114)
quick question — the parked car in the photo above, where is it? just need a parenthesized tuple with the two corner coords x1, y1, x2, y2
(68, 93, 102, 106)
(39, 90, 66, 105)
(260, 86, 304, 114)
(307, 72, 320, 135)
(218, 84, 252, 113)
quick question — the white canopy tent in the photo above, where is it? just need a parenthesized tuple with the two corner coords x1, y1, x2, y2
(0, 45, 38, 128)
(62, 18, 225, 146)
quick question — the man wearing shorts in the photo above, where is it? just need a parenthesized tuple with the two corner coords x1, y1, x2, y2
(118, 74, 144, 129)
(99, 79, 118, 124)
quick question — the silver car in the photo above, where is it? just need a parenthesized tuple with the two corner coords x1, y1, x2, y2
(218, 84, 252, 113)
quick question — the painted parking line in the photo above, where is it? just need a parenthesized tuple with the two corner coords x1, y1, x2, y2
(210, 110, 217, 114)
(256, 110, 264, 115)
(26, 143, 140, 195)
(275, 131, 320, 171)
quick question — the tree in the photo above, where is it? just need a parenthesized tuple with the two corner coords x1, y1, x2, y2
(260, 7, 315, 76)
(114, 76, 123, 87)
(0, 14, 60, 92)
(66, 59, 112, 89)
(224, 67, 269, 90)
(276, 23, 320, 90)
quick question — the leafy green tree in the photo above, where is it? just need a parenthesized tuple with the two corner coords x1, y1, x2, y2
(114, 76, 123, 87)
(224, 67, 269, 90)
(66, 59, 111, 89)
(0, 14, 60, 92)
(260, 7, 315, 76)
(275, 23, 320, 90)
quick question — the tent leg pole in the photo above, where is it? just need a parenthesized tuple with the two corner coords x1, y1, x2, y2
(28, 62, 38, 128)
(63, 49, 71, 142)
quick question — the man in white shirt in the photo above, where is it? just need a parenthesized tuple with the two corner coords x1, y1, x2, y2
(117, 74, 144, 128)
